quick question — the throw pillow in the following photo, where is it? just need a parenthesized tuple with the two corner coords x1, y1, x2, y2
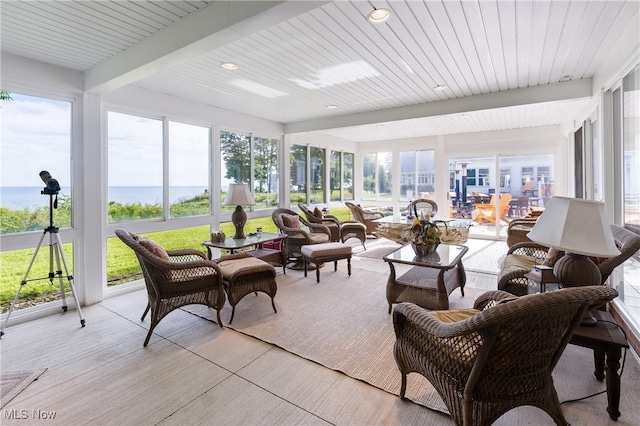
(139, 238, 170, 260)
(313, 207, 323, 218)
(542, 247, 565, 267)
(282, 214, 301, 229)
(430, 308, 479, 323)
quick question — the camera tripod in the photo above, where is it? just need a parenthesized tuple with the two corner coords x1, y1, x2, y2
(1, 194, 85, 337)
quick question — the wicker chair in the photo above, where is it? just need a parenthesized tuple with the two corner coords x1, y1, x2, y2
(498, 224, 640, 295)
(407, 198, 438, 218)
(506, 217, 538, 247)
(115, 229, 226, 346)
(298, 204, 341, 242)
(393, 285, 619, 426)
(271, 208, 331, 269)
(345, 201, 385, 237)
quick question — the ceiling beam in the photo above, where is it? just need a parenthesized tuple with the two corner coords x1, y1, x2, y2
(285, 79, 593, 134)
(84, 1, 330, 93)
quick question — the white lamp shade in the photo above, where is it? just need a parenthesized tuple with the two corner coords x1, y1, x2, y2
(527, 196, 620, 257)
(223, 183, 255, 206)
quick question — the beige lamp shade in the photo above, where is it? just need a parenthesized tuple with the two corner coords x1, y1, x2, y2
(224, 183, 255, 206)
(527, 196, 620, 257)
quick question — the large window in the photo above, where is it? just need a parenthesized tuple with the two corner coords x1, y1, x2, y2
(362, 152, 392, 201)
(169, 122, 210, 218)
(399, 150, 436, 200)
(221, 131, 279, 211)
(329, 150, 355, 202)
(1, 93, 72, 233)
(253, 136, 279, 209)
(310, 147, 326, 204)
(107, 112, 163, 222)
(289, 144, 307, 205)
(1, 92, 73, 313)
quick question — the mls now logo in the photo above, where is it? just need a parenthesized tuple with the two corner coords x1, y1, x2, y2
(4, 409, 57, 420)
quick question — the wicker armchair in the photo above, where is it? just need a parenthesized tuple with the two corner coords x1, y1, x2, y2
(298, 204, 341, 242)
(506, 217, 538, 247)
(408, 199, 438, 218)
(498, 224, 640, 295)
(345, 201, 385, 237)
(393, 286, 619, 426)
(115, 229, 226, 346)
(271, 208, 331, 269)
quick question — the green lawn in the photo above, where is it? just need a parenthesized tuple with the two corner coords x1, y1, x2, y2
(1, 206, 353, 311)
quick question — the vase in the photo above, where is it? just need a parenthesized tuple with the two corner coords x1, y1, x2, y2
(411, 242, 438, 256)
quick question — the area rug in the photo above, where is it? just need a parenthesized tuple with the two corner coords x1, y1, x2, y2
(184, 266, 493, 413)
(1, 369, 47, 408)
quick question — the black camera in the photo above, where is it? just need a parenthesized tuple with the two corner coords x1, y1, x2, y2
(40, 170, 61, 195)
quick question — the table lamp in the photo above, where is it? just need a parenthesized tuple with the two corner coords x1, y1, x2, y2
(224, 183, 255, 239)
(527, 196, 620, 325)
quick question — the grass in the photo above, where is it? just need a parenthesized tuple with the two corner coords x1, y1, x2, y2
(1, 206, 354, 312)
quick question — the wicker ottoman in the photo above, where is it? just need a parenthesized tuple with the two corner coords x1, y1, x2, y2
(215, 253, 277, 324)
(301, 242, 352, 283)
(340, 222, 367, 249)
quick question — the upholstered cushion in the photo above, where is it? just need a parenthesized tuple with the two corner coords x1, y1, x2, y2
(282, 214, 301, 229)
(314, 207, 323, 218)
(542, 248, 565, 267)
(307, 233, 330, 244)
(499, 253, 537, 280)
(217, 256, 274, 280)
(430, 308, 480, 323)
(139, 238, 170, 260)
(301, 242, 351, 258)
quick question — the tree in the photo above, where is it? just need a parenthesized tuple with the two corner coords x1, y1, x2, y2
(253, 137, 278, 193)
(220, 131, 250, 184)
(0, 90, 12, 101)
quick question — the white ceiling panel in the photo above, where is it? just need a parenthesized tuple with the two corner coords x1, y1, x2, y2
(1, 0, 637, 143)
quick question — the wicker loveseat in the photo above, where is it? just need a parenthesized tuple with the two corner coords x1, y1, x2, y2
(393, 286, 619, 426)
(498, 224, 640, 295)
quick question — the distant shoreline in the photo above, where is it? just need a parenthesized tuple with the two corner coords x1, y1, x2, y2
(0, 186, 212, 209)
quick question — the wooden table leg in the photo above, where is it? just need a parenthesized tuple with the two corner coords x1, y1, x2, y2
(605, 346, 622, 420)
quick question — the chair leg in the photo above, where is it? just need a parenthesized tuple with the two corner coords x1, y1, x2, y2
(229, 306, 236, 324)
(334, 260, 338, 271)
(216, 308, 223, 328)
(303, 258, 308, 277)
(399, 372, 407, 398)
(141, 303, 150, 321)
(271, 297, 277, 314)
(315, 263, 321, 283)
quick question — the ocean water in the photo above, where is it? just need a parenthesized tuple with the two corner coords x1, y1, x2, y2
(0, 186, 209, 209)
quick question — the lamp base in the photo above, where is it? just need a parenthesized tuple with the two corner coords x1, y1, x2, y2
(231, 205, 247, 239)
(553, 252, 602, 288)
(581, 310, 599, 326)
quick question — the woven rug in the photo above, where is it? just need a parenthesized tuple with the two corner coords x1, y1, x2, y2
(184, 266, 494, 413)
(1, 369, 47, 408)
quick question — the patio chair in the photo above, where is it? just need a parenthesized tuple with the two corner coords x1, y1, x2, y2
(409, 199, 438, 219)
(345, 202, 385, 237)
(298, 204, 341, 242)
(271, 208, 331, 269)
(498, 224, 640, 295)
(115, 229, 226, 346)
(474, 193, 512, 225)
(393, 285, 619, 426)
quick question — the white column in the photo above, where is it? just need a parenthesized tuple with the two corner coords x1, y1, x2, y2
(78, 92, 106, 304)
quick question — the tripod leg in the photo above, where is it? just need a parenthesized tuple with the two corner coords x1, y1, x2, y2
(1, 231, 48, 337)
(52, 233, 85, 327)
(51, 233, 68, 311)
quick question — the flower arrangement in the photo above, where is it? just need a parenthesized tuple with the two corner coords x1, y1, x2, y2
(402, 204, 446, 245)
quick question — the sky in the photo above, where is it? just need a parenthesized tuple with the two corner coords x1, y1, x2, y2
(1, 93, 219, 188)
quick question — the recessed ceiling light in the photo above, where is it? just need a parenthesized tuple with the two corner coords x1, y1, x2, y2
(434, 85, 448, 91)
(221, 62, 238, 70)
(368, 8, 391, 23)
(560, 75, 572, 82)
(327, 105, 338, 109)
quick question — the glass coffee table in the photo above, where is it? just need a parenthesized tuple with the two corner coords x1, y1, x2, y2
(383, 243, 468, 313)
(203, 233, 286, 274)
